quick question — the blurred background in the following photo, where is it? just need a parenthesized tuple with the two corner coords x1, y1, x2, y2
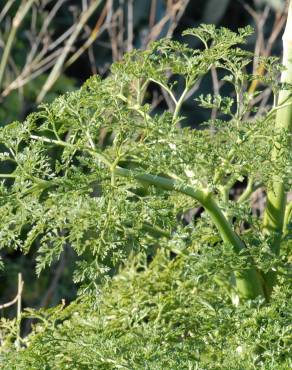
(0, 0, 288, 321)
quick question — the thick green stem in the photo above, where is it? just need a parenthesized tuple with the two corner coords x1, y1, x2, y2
(263, 1, 292, 292)
(263, 2, 292, 252)
(115, 169, 240, 247)
(115, 168, 265, 299)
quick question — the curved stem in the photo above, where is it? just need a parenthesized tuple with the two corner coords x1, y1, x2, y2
(115, 167, 265, 299)
(149, 78, 177, 106)
(237, 178, 263, 204)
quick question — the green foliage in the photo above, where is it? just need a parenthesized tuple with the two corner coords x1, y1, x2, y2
(0, 25, 290, 290)
(0, 249, 291, 369)
(0, 24, 291, 367)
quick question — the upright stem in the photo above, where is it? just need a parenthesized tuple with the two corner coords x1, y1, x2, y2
(263, 0, 292, 292)
(283, 201, 292, 235)
(16, 273, 23, 350)
(173, 83, 190, 124)
(263, 0, 292, 254)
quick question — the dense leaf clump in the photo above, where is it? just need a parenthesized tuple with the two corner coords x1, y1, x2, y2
(1, 250, 291, 369)
(0, 25, 289, 289)
(0, 24, 291, 368)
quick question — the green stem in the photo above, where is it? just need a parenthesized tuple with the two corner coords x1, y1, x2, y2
(283, 201, 292, 235)
(0, 173, 15, 178)
(213, 148, 236, 185)
(237, 178, 263, 204)
(149, 78, 177, 106)
(173, 83, 190, 124)
(262, 1, 292, 294)
(140, 222, 172, 238)
(115, 167, 265, 299)
(30, 135, 112, 167)
(115, 168, 243, 248)
(263, 1, 292, 255)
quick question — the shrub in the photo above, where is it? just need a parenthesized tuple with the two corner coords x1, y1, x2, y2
(0, 11, 291, 369)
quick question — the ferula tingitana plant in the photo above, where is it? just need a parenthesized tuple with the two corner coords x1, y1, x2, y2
(0, 3, 292, 369)
(0, 6, 291, 305)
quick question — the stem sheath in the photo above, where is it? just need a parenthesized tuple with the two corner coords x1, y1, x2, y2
(263, 0, 292, 293)
(263, 1, 292, 254)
